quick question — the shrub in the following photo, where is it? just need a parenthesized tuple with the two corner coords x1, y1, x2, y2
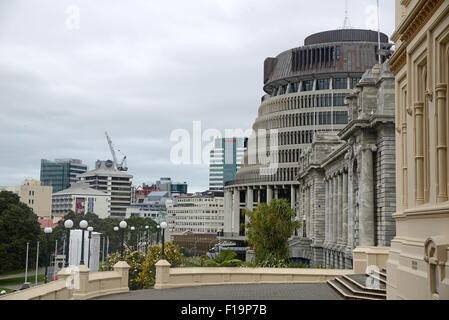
(220, 259, 243, 267)
(99, 250, 145, 290)
(136, 242, 184, 289)
(214, 250, 237, 264)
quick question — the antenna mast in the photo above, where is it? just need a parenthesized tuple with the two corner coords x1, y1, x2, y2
(343, 0, 351, 29)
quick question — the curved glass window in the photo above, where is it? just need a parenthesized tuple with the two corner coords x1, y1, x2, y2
(333, 78, 347, 89)
(302, 80, 314, 92)
(316, 79, 330, 90)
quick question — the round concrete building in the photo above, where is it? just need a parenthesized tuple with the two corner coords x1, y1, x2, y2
(222, 29, 392, 258)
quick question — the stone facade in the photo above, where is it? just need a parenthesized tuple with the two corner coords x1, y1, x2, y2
(293, 63, 397, 269)
(387, 0, 449, 300)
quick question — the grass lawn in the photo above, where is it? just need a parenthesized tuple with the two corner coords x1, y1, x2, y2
(0, 287, 14, 294)
(0, 274, 46, 287)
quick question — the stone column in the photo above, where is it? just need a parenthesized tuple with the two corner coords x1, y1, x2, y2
(114, 260, 131, 290)
(347, 161, 354, 250)
(436, 84, 448, 202)
(267, 186, 273, 203)
(224, 189, 233, 234)
(246, 187, 254, 211)
(359, 145, 376, 246)
(233, 189, 241, 235)
(332, 175, 338, 244)
(291, 186, 296, 210)
(274, 188, 279, 199)
(337, 171, 343, 244)
(324, 179, 329, 242)
(328, 177, 334, 243)
(414, 102, 425, 205)
(342, 168, 348, 246)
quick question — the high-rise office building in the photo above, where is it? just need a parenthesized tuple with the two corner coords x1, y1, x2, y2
(77, 160, 133, 218)
(40, 159, 87, 192)
(209, 138, 247, 192)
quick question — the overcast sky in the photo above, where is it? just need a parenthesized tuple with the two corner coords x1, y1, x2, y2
(0, 0, 395, 192)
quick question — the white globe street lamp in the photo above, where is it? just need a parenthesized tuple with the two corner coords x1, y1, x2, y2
(79, 220, 88, 265)
(64, 220, 73, 268)
(44, 227, 52, 283)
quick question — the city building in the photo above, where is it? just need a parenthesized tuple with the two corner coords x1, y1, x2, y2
(51, 181, 109, 219)
(77, 160, 133, 218)
(171, 233, 220, 257)
(209, 138, 247, 192)
(387, 0, 449, 300)
(222, 28, 392, 257)
(126, 190, 171, 222)
(136, 178, 188, 199)
(167, 191, 224, 242)
(40, 159, 87, 193)
(1, 180, 52, 218)
(294, 62, 396, 269)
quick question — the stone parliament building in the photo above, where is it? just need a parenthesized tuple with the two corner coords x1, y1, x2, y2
(221, 28, 393, 256)
(293, 63, 396, 269)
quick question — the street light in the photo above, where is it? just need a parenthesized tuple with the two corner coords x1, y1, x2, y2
(160, 222, 167, 260)
(145, 226, 149, 255)
(156, 225, 161, 244)
(130, 226, 136, 251)
(87, 226, 93, 268)
(44, 227, 53, 283)
(119, 221, 127, 260)
(64, 220, 73, 268)
(79, 220, 88, 265)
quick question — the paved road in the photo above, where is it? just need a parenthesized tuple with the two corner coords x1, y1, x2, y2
(94, 283, 343, 300)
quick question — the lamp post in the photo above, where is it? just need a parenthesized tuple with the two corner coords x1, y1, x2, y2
(64, 220, 73, 267)
(160, 222, 167, 260)
(157, 225, 161, 244)
(145, 226, 149, 255)
(119, 221, 127, 260)
(79, 220, 88, 265)
(113, 227, 119, 255)
(130, 226, 136, 251)
(44, 227, 53, 283)
(87, 226, 93, 268)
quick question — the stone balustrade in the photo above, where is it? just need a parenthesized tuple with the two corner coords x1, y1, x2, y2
(0, 261, 130, 300)
(154, 260, 353, 290)
(352, 246, 390, 274)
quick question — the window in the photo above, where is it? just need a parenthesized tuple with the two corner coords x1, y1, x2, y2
(316, 79, 330, 90)
(350, 77, 361, 89)
(333, 78, 347, 89)
(333, 93, 348, 106)
(302, 80, 313, 92)
(334, 111, 348, 124)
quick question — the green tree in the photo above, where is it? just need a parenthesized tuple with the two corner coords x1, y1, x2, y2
(0, 191, 41, 274)
(244, 199, 300, 265)
(136, 243, 184, 288)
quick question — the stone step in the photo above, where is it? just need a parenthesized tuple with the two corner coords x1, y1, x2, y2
(327, 280, 382, 301)
(335, 277, 386, 300)
(373, 270, 387, 280)
(366, 272, 387, 285)
(343, 274, 386, 292)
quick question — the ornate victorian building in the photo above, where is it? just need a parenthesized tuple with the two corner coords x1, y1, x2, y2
(387, 0, 449, 300)
(294, 63, 396, 269)
(222, 29, 392, 253)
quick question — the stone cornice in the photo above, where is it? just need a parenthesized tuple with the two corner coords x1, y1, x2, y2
(388, 45, 407, 75)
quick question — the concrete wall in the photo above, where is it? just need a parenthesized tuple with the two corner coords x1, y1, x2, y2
(154, 260, 353, 290)
(0, 262, 129, 300)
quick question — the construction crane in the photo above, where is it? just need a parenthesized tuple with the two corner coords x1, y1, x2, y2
(105, 131, 128, 171)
